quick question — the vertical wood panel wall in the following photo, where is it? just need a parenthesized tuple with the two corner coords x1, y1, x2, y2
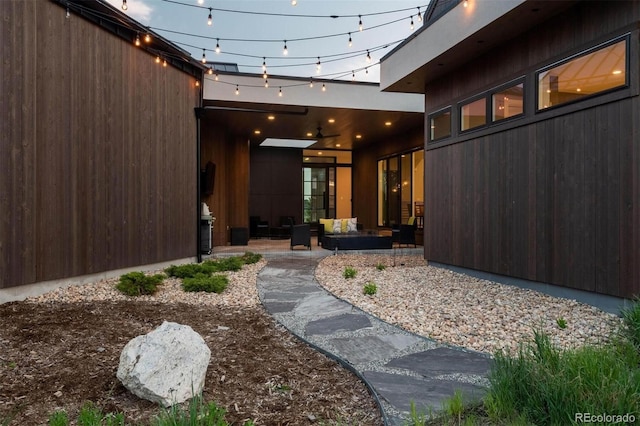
(0, 1, 200, 290)
(423, 1, 640, 298)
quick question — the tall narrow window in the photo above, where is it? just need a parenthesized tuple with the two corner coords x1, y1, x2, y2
(429, 108, 451, 142)
(492, 83, 524, 121)
(537, 38, 627, 110)
(460, 98, 486, 131)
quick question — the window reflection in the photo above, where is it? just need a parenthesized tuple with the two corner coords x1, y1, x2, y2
(461, 98, 486, 131)
(430, 109, 451, 141)
(493, 83, 524, 121)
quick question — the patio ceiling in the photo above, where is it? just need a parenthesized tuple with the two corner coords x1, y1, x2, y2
(201, 73, 425, 151)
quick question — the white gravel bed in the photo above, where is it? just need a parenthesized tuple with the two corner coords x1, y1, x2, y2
(25, 259, 267, 308)
(315, 254, 622, 355)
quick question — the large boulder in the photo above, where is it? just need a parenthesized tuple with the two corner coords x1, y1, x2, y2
(117, 321, 211, 407)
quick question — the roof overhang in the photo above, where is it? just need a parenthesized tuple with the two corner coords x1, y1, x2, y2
(202, 73, 425, 150)
(380, 0, 577, 93)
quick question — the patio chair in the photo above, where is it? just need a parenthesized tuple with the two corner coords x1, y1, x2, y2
(290, 223, 311, 250)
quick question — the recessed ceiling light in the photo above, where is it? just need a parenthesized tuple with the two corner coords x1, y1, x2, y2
(306, 132, 313, 137)
(385, 121, 392, 126)
(318, 151, 323, 155)
(267, 115, 275, 120)
(304, 157, 310, 161)
(336, 144, 341, 147)
(254, 130, 261, 134)
(328, 118, 335, 123)
(355, 134, 362, 139)
(612, 70, 622, 75)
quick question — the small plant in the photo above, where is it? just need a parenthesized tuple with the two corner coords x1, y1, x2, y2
(48, 410, 68, 426)
(443, 389, 465, 424)
(556, 317, 567, 329)
(343, 266, 357, 279)
(151, 394, 254, 426)
(116, 271, 164, 296)
(240, 251, 262, 264)
(405, 400, 428, 426)
(182, 273, 229, 293)
(207, 256, 244, 272)
(621, 297, 640, 350)
(165, 263, 213, 279)
(77, 402, 125, 426)
(376, 263, 386, 271)
(363, 282, 377, 296)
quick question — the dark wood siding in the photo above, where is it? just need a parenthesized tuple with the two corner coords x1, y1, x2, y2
(1, 1, 200, 290)
(423, 1, 640, 298)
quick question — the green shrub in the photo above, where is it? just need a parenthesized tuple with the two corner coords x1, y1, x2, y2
(240, 251, 262, 264)
(621, 297, 640, 351)
(376, 263, 386, 271)
(343, 266, 357, 279)
(165, 263, 213, 279)
(77, 402, 125, 426)
(116, 272, 164, 296)
(556, 317, 567, 329)
(486, 330, 640, 425)
(182, 273, 229, 293)
(206, 256, 244, 272)
(48, 410, 68, 426)
(363, 282, 377, 296)
(151, 395, 254, 426)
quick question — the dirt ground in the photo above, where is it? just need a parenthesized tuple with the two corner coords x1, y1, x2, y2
(0, 300, 382, 425)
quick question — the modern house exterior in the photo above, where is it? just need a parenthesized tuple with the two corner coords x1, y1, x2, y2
(381, 0, 640, 299)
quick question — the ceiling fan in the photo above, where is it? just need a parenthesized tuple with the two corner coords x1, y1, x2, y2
(312, 126, 340, 139)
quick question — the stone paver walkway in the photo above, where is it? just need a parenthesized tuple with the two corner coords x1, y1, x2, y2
(257, 254, 492, 425)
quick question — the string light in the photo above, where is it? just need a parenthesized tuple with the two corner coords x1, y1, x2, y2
(195, 80, 200, 87)
(215, 38, 220, 53)
(155, 55, 161, 64)
(264, 79, 269, 88)
(207, 8, 213, 26)
(262, 57, 267, 72)
(309, 78, 313, 88)
(163, 58, 168, 67)
(278, 87, 283, 97)
(351, 70, 355, 80)
(198, 0, 204, 4)
(410, 16, 414, 30)
(135, 33, 141, 46)
(417, 7, 423, 21)
(291, 0, 297, 5)
(316, 57, 321, 73)
(201, 49, 206, 63)
(263, 70, 268, 79)
(283, 40, 288, 55)
(215, 72, 219, 81)
(348, 32, 352, 47)
(121, 0, 127, 11)
(464, 0, 468, 7)
(144, 33, 152, 43)
(366, 49, 371, 62)
(365, 67, 369, 74)
(322, 83, 326, 92)
(358, 15, 363, 31)
(66, 3, 70, 18)
(207, 67, 213, 75)
(235, 85, 239, 95)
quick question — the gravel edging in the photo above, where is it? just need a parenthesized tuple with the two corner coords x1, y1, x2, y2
(314, 254, 622, 355)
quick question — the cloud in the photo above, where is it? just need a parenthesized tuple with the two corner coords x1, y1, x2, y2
(106, 0, 154, 24)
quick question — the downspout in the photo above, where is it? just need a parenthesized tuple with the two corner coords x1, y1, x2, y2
(195, 77, 205, 263)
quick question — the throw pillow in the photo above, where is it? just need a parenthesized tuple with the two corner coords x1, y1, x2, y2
(341, 219, 348, 233)
(332, 219, 342, 234)
(319, 218, 334, 234)
(346, 217, 358, 232)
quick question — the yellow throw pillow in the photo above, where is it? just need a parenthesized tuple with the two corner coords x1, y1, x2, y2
(319, 218, 334, 234)
(341, 219, 348, 233)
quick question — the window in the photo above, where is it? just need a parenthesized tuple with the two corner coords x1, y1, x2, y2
(460, 98, 486, 131)
(429, 108, 451, 142)
(537, 38, 627, 110)
(492, 83, 524, 121)
(377, 150, 424, 227)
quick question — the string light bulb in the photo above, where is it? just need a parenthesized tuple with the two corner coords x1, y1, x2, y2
(278, 87, 283, 97)
(417, 7, 423, 21)
(144, 33, 151, 43)
(348, 32, 352, 47)
(135, 33, 141, 46)
(66, 4, 70, 18)
(264, 79, 269, 88)
(198, 0, 204, 4)
(366, 50, 371, 62)
(322, 83, 326, 92)
(215, 72, 219, 81)
(358, 15, 363, 31)
(309, 78, 313, 88)
(201, 49, 206, 63)
(195, 80, 200, 87)
(365, 67, 369, 74)
(207, 67, 213, 75)
(316, 57, 321, 73)
(121, 0, 127, 11)
(162, 58, 167, 67)
(283, 40, 288, 55)
(464, 0, 468, 7)
(263, 70, 268, 79)
(235, 85, 239, 95)
(291, 0, 297, 5)
(410, 16, 414, 30)
(352, 70, 355, 80)
(262, 58, 267, 72)
(215, 39, 220, 54)
(207, 8, 212, 26)
(155, 55, 161, 64)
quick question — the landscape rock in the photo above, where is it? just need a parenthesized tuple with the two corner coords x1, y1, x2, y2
(116, 321, 211, 407)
